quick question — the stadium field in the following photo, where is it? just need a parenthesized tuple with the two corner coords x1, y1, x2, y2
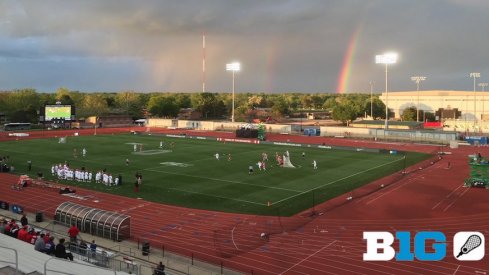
(0, 133, 430, 216)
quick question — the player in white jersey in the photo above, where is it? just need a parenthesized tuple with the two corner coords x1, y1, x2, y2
(82, 148, 87, 157)
(312, 160, 317, 169)
(215, 153, 220, 160)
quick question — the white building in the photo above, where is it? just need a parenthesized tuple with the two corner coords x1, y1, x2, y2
(380, 90, 489, 120)
(380, 90, 489, 133)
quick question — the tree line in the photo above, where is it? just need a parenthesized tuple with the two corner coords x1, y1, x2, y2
(0, 87, 433, 125)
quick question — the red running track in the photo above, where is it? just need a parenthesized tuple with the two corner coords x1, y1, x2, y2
(0, 127, 488, 274)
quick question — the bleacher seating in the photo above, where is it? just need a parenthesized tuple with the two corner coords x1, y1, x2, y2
(0, 234, 131, 275)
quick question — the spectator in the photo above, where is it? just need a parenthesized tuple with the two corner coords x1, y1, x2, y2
(29, 229, 39, 245)
(55, 238, 73, 261)
(34, 233, 46, 252)
(68, 223, 80, 243)
(154, 261, 166, 275)
(4, 220, 13, 237)
(90, 240, 97, 257)
(17, 225, 29, 242)
(20, 214, 28, 227)
(10, 225, 19, 238)
(45, 236, 55, 255)
(43, 232, 50, 243)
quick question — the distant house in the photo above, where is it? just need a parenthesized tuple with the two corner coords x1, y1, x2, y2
(178, 108, 202, 120)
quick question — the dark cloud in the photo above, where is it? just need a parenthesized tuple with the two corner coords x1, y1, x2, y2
(0, 0, 488, 92)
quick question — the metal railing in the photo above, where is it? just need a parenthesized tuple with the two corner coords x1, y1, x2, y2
(0, 245, 19, 275)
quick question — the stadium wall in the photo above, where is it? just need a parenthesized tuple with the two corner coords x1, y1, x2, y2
(147, 118, 292, 133)
(147, 118, 173, 128)
(319, 126, 457, 143)
(147, 118, 456, 143)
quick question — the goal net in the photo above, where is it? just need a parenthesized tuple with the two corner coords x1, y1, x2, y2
(282, 151, 295, 168)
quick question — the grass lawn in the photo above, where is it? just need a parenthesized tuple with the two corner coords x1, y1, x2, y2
(0, 133, 430, 216)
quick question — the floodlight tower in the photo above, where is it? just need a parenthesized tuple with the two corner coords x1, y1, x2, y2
(376, 52, 398, 129)
(470, 72, 480, 125)
(411, 76, 427, 122)
(226, 62, 241, 123)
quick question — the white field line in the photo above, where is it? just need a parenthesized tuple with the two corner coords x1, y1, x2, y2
(145, 168, 301, 192)
(168, 187, 267, 206)
(271, 156, 406, 205)
(279, 240, 337, 275)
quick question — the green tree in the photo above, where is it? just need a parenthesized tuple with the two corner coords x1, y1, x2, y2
(322, 96, 338, 110)
(424, 112, 436, 122)
(364, 97, 386, 119)
(147, 95, 179, 117)
(4, 89, 41, 122)
(271, 96, 290, 117)
(401, 106, 417, 121)
(78, 94, 109, 118)
(55, 87, 74, 105)
(332, 100, 358, 125)
(175, 94, 192, 108)
(191, 93, 226, 119)
(115, 92, 143, 118)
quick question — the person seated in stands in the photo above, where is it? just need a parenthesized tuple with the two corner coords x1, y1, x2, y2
(45, 236, 55, 255)
(29, 229, 39, 245)
(7, 219, 19, 237)
(34, 233, 46, 252)
(55, 238, 74, 261)
(154, 261, 166, 275)
(17, 225, 29, 242)
(10, 225, 19, 238)
(4, 220, 12, 237)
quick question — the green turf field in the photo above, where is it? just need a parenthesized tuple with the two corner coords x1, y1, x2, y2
(0, 134, 430, 216)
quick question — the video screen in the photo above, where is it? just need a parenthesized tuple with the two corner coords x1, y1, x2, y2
(45, 105, 72, 121)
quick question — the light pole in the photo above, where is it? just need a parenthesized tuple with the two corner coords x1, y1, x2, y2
(479, 82, 488, 121)
(470, 72, 480, 125)
(376, 52, 398, 129)
(226, 62, 241, 123)
(369, 81, 375, 118)
(410, 76, 426, 122)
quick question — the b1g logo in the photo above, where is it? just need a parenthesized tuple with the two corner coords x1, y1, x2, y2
(363, 231, 485, 261)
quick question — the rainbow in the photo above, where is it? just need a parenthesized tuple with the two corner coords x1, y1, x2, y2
(336, 26, 362, 94)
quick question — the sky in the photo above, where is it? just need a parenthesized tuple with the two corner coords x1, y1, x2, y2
(0, 0, 488, 94)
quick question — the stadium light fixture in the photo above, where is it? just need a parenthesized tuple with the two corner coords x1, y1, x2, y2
(411, 76, 427, 122)
(376, 52, 398, 129)
(470, 72, 480, 124)
(226, 62, 241, 123)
